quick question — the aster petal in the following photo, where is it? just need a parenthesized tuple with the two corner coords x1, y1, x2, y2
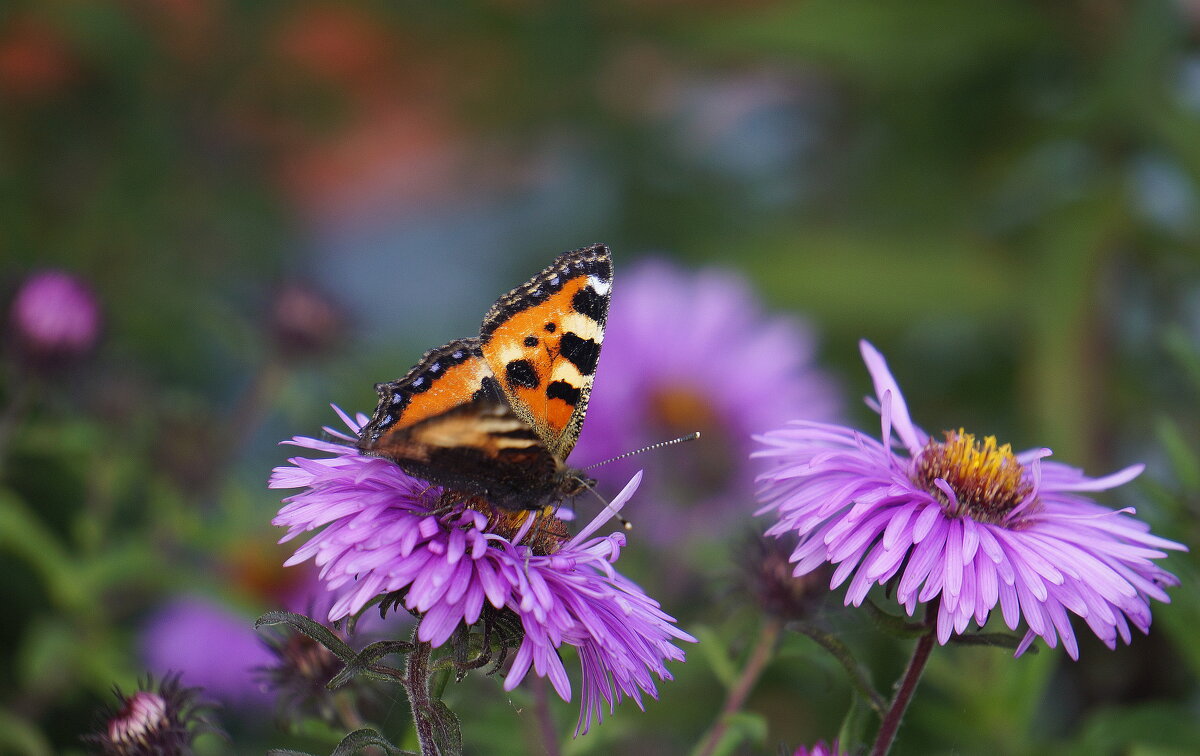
(976, 556, 998, 625)
(859, 340, 922, 455)
(943, 518, 964, 612)
(998, 578, 1021, 630)
(896, 523, 946, 604)
(1036, 462, 1144, 492)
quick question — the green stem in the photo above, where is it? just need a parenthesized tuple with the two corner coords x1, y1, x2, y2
(870, 603, 938, 756)
(791, 620, 887, 715)
(693, 617, 782, 756)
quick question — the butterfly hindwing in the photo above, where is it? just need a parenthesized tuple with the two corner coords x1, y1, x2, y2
(479, 243, 611, 460)
(367, 398, 564, 510)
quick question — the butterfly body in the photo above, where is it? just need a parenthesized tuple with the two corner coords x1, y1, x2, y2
(357, 244, 611, 511)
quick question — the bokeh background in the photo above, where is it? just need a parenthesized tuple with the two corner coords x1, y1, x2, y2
(2, 1, 1199, 754)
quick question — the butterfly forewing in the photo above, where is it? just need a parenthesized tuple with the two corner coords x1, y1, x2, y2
(358, 337, 500, 450)
(479, 243, 611, 460)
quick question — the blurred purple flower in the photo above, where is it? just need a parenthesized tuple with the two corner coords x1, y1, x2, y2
(755, 340, 1186, 659)
(140, 597, 275, 708)
(8, 269, 101, 368)
(270, 408, 695, 733)
(572, 260, 840, 533)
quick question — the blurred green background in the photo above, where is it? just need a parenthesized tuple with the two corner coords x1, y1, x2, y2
(2, 1, 1198, 754)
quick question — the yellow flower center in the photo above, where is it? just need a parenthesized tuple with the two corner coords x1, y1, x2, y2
(912, 429, 1032, 523)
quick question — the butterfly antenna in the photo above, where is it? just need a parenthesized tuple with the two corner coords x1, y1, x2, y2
(582, 432, 701, 471)
(580, 479, 633, 531)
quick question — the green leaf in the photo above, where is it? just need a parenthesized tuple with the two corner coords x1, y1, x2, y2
(836, 695, 875, 754)
(426, 698, 463, 756)
(356, 640, 416, 667)
(329, 728, 413, 756)
(256, 610, 358, 664)
(693, 625, 737, 688)
(863, 600, 927, 639)
(945, 632, 1033, 652)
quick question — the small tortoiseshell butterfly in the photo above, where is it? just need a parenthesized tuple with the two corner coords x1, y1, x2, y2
(357, 243, 611, 511)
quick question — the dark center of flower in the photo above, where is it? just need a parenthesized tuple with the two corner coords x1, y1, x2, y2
(108, 691, 168, 746)
(912, 429, 1032, 524)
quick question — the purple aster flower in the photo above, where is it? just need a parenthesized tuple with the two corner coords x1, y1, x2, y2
(270, 408, 695, 733)
(8, 269, 101, 368)
(572, 259, 840, 535)
(755, 340, 1186, 659)
(140, 597, 276, 708)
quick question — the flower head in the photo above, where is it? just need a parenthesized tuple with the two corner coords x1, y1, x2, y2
(739, 532, 830, 622)
(572, 259, 840, 534)
(140, 597, 276, 708)
(258, 626, 358, 728)
(85, 673, 216, 756)
(270, 408, 695, 733)
(8, 269, 101, 369)
(755, 341, 1186, 659)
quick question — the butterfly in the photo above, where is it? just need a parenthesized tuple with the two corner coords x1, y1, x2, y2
(356, 244, 611, 511)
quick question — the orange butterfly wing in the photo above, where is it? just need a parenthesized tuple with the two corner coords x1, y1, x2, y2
(479, 243, 611, 460)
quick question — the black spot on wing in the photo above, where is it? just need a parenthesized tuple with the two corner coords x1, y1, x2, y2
(571, 285, 607, 324)
(505, 359, 540, 389)
(472, 375, 504, 403)
(523, 335, 539, 347)
(544, 322, 557, 332)
(546, 380, 581, 406)
(559, 332, 600, 376)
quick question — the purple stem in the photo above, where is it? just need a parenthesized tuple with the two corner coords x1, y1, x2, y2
(870, 604, 938, 756)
